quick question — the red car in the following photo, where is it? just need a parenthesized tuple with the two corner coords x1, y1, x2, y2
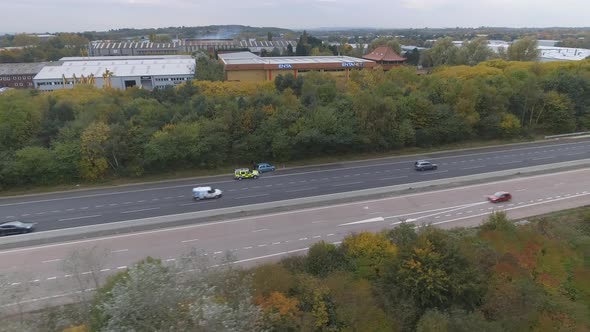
(487, 191, 512, 203)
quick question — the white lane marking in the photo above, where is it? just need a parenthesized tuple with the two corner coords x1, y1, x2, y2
(5, 216, 15, 219)
(164, 197, 173, 200)
(123, 202, 133, 205)
(331, 181, 363, 187)
(420, 170, 449, 175)
(1, 288, 96, 308)
(567, 152, 586, 156)
(498, 161, 522, 165)
(11, 282, 21, 286)
(380, 176, 408, 181)
(532, 156, 555, 161)
(235, 193, 269, 199)
(285, 187, 318, 193)
(383, 202, 486, 222)
(313, 235, 322, 239)
(228, 248, 311, 265)
(58, 214, 101, 222)
(46, 277, 57, 280)
(117, 266, 127, 270)
(257, 245, 267, 248)
(252, 228, 269, 233)
(340, 217, 385, 226)
(81, 271, 91, 275)
(42, 259, 62, 264)
(111, 249, 128, 253)
(428, 191, 590, 227)
(31, 279, 40, 283)
(272, 242, 281, 245)
(516, 189, 526, 192)
(327, 233, 335, 237)
(120, 207, 160, 214)
(299, 237, 308, 241)
(137, 200, 146, 203)
(152, 198, 160, 201)
(65, 209, 75, 212)
(100, 269, 110, 272)
(214, 251, 223, 254)
(243, 246, 253, 250)
(177, 195, 185, 198)
(165, 258, 176, 262)
(21, 214, 30, 216)
(462, 165, 485, 170)
(312, 220, 327, 224)
(80, 207, 89, 210)
(108, 204, 118, 207)
(181, 238, 199, 243)
(64, 274, 73, 278)
(95, 205, 104, 208)
(3, 167, 590, 256)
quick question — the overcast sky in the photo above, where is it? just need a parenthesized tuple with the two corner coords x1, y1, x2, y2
(1, 0, 589, 33)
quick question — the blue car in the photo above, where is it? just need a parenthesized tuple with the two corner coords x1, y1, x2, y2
(254, 163, 276, 173)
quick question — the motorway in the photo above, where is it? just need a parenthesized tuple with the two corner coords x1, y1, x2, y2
(1, 167, 590, 312)
(1, 137, 590, 232)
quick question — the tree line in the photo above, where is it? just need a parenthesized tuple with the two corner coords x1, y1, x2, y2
(5, 210, 590, 331)
(0, 33, 88, 63)
(0, 59, 589, 190)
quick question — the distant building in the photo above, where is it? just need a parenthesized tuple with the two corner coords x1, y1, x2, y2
(362, 46, 406, 70)
(88, 39, 298, 57)
(0, 62, 50, 89)
(218, 51, 376, 82)
(33, 55, 195, 91)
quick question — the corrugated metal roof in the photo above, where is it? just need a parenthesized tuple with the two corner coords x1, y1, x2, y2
(34, 58, 195, 80)
(0, 62, 53, 76)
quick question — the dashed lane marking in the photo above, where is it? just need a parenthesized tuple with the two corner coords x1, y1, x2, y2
(58, 214, 101, 222)
(120, 207, 160, 214)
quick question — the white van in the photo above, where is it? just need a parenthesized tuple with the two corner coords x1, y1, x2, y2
(192, 186, 223, 200)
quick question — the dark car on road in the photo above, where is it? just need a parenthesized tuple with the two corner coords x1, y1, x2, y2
(254, 163, 276, 173)
(487, 191, 512, 203)
(0, 221, 36, 236)
(414, 160, 438, 171)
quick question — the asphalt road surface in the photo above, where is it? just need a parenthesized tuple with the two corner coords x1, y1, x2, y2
(1, 167, 589, 313)
(1, 137, 590, 232)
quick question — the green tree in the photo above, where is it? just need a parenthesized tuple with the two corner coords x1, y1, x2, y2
(506, 37, 539, 61)
(421, 37, 458, 67)
(79, 122, 111, 181)
(456, 37, 493, 66)
(369, 37, 402, 54)
(195, 57, 225, 81)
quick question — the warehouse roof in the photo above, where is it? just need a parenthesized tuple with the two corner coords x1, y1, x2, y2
(60, 55, 192, 61)
(34, 58, 195, 80)
(0, 62, 53, 76)
(218, 51, 374, 66)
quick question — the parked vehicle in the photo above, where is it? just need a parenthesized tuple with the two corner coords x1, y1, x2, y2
(487, 191, 512, 203)
(234, 168, 260, 180)
(414, 160, 438, 171)
(0, 221, 36, 236)
(192, 186, 223, 200)
(254, 163, 276, 173)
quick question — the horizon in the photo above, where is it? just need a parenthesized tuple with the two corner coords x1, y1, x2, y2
(2, 0, 590, 34)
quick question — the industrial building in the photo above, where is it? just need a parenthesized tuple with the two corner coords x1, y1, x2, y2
(89, 39, 298, 57)
(33, 55, 195, 91)
(0, 62, 50, 89)
(218, 52, 376, 82)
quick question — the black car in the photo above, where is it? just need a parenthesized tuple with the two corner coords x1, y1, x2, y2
(0, 221, 36, 236)
(414, 160, 438, 171)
